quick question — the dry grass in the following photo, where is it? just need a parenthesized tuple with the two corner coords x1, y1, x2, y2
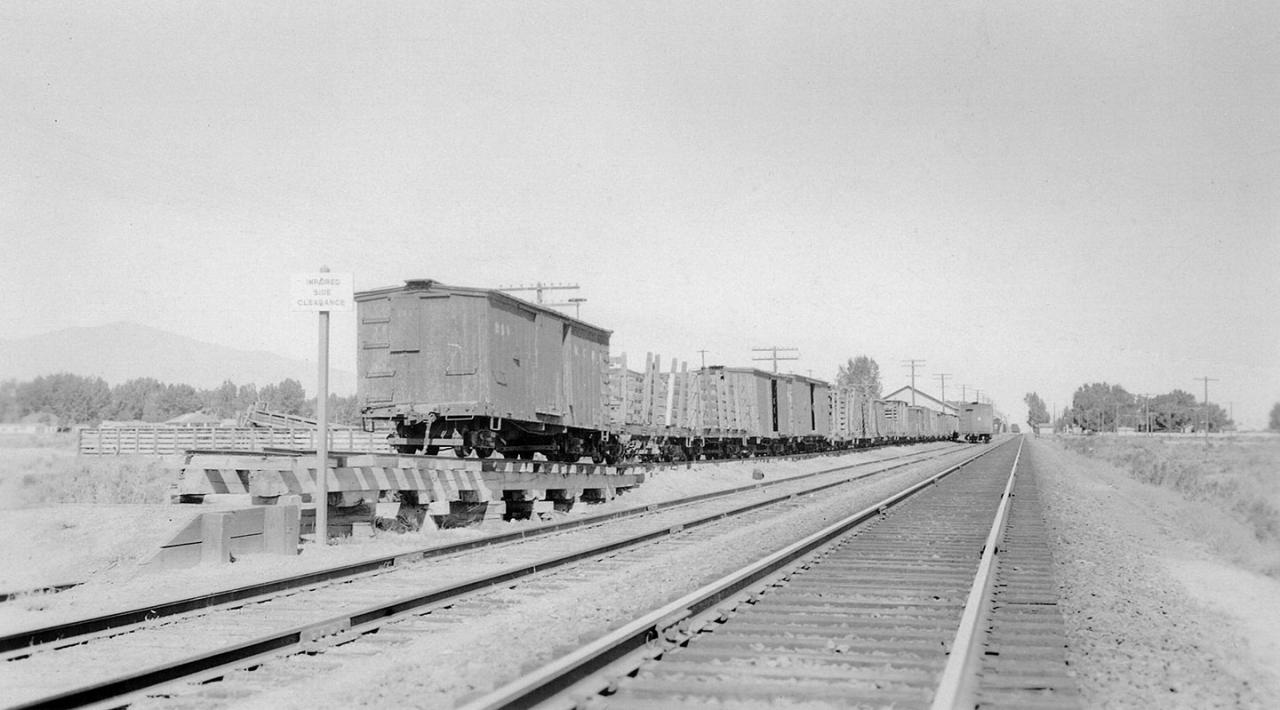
(0, 433, 173, 508)
(1059, 433, 1280, 574)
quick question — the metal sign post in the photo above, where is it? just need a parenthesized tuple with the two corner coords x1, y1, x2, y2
(291, 268, 354, 544)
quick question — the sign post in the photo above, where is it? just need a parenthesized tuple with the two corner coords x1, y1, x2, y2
(291, 268, 354, 544)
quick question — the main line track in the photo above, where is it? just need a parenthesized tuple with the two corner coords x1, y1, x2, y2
(466, 436, 1081, 709)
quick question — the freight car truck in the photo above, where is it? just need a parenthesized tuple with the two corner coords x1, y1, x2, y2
(958, 402, 994, 443)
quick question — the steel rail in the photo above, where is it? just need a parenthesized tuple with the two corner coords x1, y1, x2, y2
(8, 444, 982, 709)
(929, 435, 1024, 709)
(458, 440, 1012, 710)
(0, 444, 957, 656)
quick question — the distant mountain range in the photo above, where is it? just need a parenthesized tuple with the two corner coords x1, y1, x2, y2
(0, 323, 357, 395)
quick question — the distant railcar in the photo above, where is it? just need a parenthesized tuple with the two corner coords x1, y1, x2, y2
(357, 280, 612, 461)
(958, 402, 994, 443)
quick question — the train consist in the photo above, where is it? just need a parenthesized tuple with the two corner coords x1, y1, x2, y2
(357, 279, 991, 462)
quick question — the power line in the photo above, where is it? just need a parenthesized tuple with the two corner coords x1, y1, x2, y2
(752, 346, 799, 374)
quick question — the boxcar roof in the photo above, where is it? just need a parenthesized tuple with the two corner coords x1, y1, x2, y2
(355, 279, 612, 337)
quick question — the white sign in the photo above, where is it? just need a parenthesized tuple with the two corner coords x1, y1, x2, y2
(291, 272, 354, 312)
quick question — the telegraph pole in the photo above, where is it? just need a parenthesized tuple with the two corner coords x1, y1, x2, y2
(933, 373, 950, 412)
(1194, 376, 1218, 443)
(752, 346, 799, 373)
(960, 384, 970, 402)
(697, 350, 709, 369)
(498, 282, 579, 304)
(902, 359, 926, 405)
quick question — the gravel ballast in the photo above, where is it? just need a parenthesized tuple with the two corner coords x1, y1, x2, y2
(1029, 437, 1280, 708)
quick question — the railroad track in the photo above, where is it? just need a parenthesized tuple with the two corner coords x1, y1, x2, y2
(0, 439, 942, 604)
(2, 443, 976, 709)
(466, 436, 1081, 709)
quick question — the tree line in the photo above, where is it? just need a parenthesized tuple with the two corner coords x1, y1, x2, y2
(1024, 383, 1234, 433)
(0, 373, 362, 428)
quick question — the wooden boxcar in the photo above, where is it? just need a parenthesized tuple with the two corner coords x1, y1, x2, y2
(784, 374, 832, 450)
(699, 367, 818, 455)
(875, 400, 911, 440)
(938, 411, 959, 440)
(357, 279, 612, 460)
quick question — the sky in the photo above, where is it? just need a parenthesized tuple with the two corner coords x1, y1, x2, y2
(1, 1, 1277, 428)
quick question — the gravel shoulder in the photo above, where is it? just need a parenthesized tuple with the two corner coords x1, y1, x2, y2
(1029, 436, 1280, 708)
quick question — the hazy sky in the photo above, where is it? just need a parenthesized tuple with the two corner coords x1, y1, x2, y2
(2, 1, 1277, 428)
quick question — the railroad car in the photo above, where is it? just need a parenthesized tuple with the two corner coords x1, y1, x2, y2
(938, 411, 960, 440)
(831, 386, 876, 448)
(784, 374, 832, 451)
(875, 400, 911, 441)
(698, 366, 799, 456)
(907, 406, 927, 439)
(607, 353, 699, 461)
(357, 280, 612, 461)
(958, 402, 994, 443)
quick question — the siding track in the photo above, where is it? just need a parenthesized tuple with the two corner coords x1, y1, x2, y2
(2, 445, 972, 709)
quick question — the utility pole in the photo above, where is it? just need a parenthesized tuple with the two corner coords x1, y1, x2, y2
(752, 346, 799, 373)
(697, 350, 709, 369)
(1194, 376, 1218, 443)
(1138, 394, 1153, 435)
(902, 359, 926, 405)
(498, 282, 579, 305)
(960, 384, 970, 402)
(547, 297, 587, 319)
(933, 373, 950, 412)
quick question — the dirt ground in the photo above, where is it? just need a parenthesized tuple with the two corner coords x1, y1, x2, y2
(1030, 436, 1280, 707)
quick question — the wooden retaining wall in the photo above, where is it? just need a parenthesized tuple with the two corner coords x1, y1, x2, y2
(78, 427, 392, 455)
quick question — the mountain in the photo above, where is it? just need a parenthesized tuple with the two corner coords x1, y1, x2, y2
(0, 323, 357, 395)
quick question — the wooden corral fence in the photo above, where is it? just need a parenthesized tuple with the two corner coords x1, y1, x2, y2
(78, 427, 392, 456)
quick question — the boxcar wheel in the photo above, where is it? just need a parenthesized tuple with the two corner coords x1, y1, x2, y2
(474, 447, 494, 458)
(454, 445, 473, 458)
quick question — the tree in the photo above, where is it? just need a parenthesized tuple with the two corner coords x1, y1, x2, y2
(110, 378, 166, 421)
(836, 356, 882, 400)
(1068, 382, 1133, 432)
(259, 378, 308, 415)
(1149, 390, 1196, 432)
(1024, 392, 1049, 425)
(17, 373, 111, 426)
(1271, 403, 1280, 432)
